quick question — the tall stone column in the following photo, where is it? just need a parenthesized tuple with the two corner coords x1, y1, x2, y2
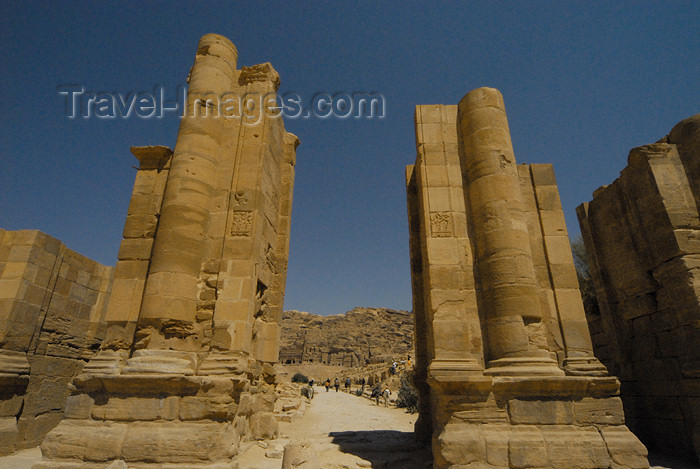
(409, 88, 648, 469)
(85, 146, 172, 374)
(254, 132, 298, 363)
(457, 87, 562, 376)
(136, 34, 238, 358)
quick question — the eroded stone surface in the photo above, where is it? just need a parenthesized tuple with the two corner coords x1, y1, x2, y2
(578, 113, 700, 464)
(279, 307, 413, 366)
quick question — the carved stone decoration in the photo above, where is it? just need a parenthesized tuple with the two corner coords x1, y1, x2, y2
(230, 210, 253, 237)
(430, 211, 452, 237)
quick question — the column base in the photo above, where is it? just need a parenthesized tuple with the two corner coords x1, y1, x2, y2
(122, 349, 198, 375)
(431, 375, 649, 469)
(563, 356, 609, 376)
(81, 349, 128, 375)
(485, 356, 565, 376)
(0, 349, 30, 374)
(33, 351, 277, 468)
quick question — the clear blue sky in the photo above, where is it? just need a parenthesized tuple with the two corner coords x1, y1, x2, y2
(1, 2, 698, 315)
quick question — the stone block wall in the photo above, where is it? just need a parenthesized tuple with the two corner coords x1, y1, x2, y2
(577, 114, 700, 463)
(0, 229, 113, 454)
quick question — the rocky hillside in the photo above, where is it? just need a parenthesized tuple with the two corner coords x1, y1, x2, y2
(279, 307, 413, 367)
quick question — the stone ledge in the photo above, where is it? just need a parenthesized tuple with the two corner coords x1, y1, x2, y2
(492, 376, 620, 399)
(33, 460, 236, 469)
(41, 419, 239, 464)
(73, 373, 248, 396)
(435, 421, 648, 469)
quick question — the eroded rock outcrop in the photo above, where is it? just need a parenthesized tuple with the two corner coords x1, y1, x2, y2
(279, 308, 413, 366)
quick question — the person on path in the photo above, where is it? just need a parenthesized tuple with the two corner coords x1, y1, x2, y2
(334, 377, 340, 392)
(371, 384, 381, 406)
(382, 387, 391, 407)
(325, 378, 331, 392)
(360, 377, 366, 393)
(344, 377, 351, 392)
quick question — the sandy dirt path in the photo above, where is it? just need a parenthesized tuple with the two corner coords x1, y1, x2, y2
(237, 386, 432, 468)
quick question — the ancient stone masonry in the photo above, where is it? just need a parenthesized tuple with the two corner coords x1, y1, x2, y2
(406, 88, 649, 469)
(577, 114, 700, 464)
(35, 33, 298, 468)
(0, 230, 113, 455)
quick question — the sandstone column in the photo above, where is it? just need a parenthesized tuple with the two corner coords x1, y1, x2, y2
(34, 34, 298, 468)
(457, 87, 562, 376)
(136, 34, 238, 360)
(86, 146, 172, 373)
(409, 88, 648, 469)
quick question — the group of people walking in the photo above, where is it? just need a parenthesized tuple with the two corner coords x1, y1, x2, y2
(321, 377, 353, 392)
(305, 376, 391, 407)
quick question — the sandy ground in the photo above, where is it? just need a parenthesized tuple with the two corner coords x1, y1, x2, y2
(1, 389, 697, 468)
(237, 386, 432, 468)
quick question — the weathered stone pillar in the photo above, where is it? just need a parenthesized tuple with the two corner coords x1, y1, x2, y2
(405, 164, 433, 442)
(408, 104, 490, 453)
(136, 34, 238, 357)
(88, 146, 171, 373)
(255, 132, 298, 362)
(527, 164, 606, 375)
(409, 88, 648, 469)
(34, 34, 297, 468)
(457, 87, 562, 376)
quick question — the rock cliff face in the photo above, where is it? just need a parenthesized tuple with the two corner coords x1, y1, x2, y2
(279, 308, 413, 367)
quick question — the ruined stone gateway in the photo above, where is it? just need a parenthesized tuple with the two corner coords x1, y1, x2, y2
(32, 34, 299, 468)
(406, 88, 649, 468)
(0, 32, 676, 469)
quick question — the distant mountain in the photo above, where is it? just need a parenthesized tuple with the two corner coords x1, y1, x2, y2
(279, 307, 414, 367)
